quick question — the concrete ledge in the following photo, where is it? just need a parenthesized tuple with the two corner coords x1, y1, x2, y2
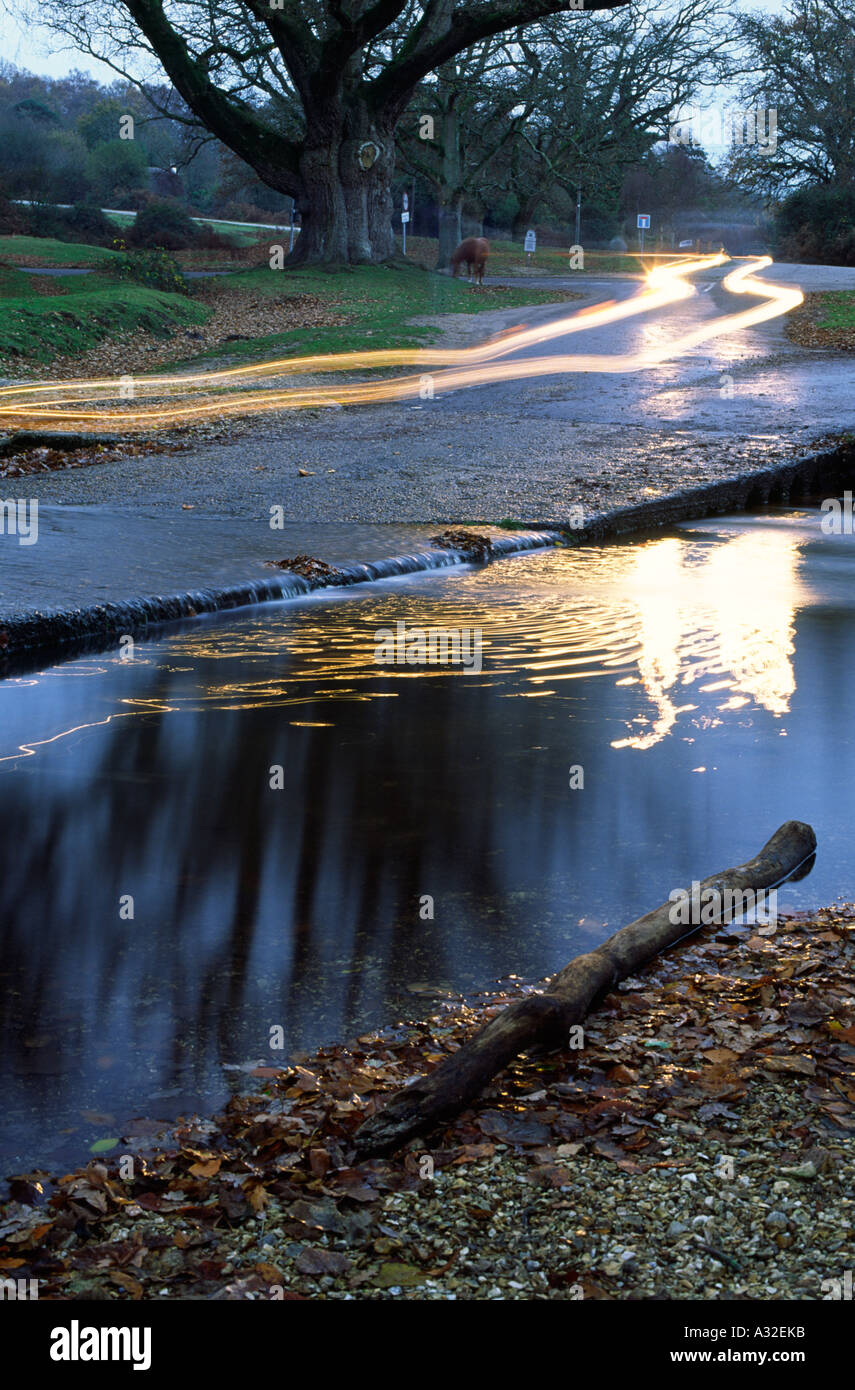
(0, 530, 556, 673)
(540, 440, 855, 544)
(2, 440, 853, 676)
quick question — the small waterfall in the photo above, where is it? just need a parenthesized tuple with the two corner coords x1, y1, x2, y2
(0, 530, 559, 668)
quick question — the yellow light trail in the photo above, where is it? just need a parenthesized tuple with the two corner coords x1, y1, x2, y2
(0, 255, 802, 433)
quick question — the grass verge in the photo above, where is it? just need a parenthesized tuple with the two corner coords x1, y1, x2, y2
(786, 290, 855, 350)
(397, 233, 645, 277)
(0, 245, 580, 374)
(0, 235, 121, 267)
(163, 261, 580, 369)
(0, 265, 208, 364)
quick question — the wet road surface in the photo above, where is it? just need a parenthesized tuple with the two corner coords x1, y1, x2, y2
(2, 260, 853, 620)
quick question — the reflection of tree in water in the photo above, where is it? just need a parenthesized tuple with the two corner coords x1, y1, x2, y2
(0, 649, 595, 1135)
(7, 531, 813, 1158)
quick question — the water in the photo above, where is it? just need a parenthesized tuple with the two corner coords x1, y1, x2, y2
(1, 507, 853, 1175)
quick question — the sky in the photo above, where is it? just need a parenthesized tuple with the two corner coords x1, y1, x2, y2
(0, 0, 791, 84)
(0, 6, 117, 81)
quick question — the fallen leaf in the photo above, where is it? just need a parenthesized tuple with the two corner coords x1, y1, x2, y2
(761, 1055, 815, 1076)
(89, 1137, 120, 1155)
(109, 1271, 143, 1298)
(188, 1158, 221, 1178)
(373, 1261, 424, 1289)
(294, 1247, 351, 1277)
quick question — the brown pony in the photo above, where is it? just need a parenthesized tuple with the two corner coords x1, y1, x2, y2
(450, 236, 489, 285)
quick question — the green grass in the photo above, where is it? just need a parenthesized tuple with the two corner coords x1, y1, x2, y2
(0, 243, 580, 370)
(817, 291, 855, 329)
(0, 264, 207, 363)
(164, 260, 578, 369)
(397, 233, 645, 277)
(0, 235, 122, 266)
(477, 240, 643, 277)
(104, 210, 274, 247)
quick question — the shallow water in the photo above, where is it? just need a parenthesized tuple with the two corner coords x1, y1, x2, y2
(1, 507, 852, 1174)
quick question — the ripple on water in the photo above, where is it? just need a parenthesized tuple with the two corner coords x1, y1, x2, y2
(0, 507, 852, 1175)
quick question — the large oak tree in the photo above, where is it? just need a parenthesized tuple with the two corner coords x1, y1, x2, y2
(728, 0, 855, 195)
(32, 0, 632, 263)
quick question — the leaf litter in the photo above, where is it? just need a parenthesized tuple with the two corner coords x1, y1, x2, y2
(1, 905, 854, 1300)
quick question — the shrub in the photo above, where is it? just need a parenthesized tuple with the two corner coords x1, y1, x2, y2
(220, 200, 287, 226)
(129, 198, 201, 250)
(0, 185, 27, 234)
(15, 201, 115, 246)
(112, 244, 189, 295)
(67, 203, 115, 242)
(189, 221, 233, 250)
(776, 184, 855, 265)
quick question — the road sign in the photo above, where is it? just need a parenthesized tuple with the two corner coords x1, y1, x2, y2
(637, 214, 651, 229)
(401, 211, 410, 222)
(402, 192, 409, 210)
(524, 229, 536, 253)
(679, 238, 693, 248)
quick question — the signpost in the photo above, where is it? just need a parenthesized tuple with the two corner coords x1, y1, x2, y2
(401, 192, 409, 254)
(524, 228, 536, 260)
(637, 212, 651, 256)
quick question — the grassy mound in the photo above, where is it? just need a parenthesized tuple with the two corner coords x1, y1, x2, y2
(0, 265, 207, 364)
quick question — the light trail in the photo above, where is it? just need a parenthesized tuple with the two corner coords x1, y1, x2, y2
(0, 252, 718, 408)
(0, 255, 802, 433)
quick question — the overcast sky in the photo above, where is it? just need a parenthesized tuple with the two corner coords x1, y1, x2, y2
(0, 0, 792, 83)
(0, 0, 789, 83)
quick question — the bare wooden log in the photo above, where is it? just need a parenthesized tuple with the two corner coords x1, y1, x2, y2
(354, 820, 817, 1157)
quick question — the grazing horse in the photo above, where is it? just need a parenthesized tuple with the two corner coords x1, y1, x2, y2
(450, 236, 489, 285)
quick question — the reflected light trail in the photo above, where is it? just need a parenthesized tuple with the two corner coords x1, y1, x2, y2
(0, 525, 803, 762)
(611, 527, 801, 750)
(0, 255, 802, 432)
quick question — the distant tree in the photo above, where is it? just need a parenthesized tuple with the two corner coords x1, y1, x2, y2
(43, 130, 93, 202)
(399, 0, 729, 261)
(78, 97, 133, 148)
(622, 143, 744, 242)
(0, 106, 60, 198)
(399, 40, 527, 265)
(28, 0, 635, 265)
(87, 137, 150, 204)
(727, 0, 855, 196)
(495, 1, 730, 240)
(13, 95, 61, 125)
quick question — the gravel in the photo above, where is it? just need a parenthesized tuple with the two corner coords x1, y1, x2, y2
(7, 905, 854, 1301)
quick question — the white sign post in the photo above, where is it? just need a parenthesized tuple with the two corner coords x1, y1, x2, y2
(637, 212, 651, 256)
(524, 228, 536, 260)
(401, 192, 409, 254)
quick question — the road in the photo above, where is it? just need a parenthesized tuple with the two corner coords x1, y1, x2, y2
(2, 259, 854, 619)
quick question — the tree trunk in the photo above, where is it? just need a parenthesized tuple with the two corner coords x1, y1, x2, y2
(289, 108, 395, 266)
(353, 820, 817, 1157)
(512, 193, 542, 242)
(436, 194, 463, 269)
(435, 90, 463, 270)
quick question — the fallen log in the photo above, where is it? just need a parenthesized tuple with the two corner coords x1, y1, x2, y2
(353, 820, 816, 1157)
